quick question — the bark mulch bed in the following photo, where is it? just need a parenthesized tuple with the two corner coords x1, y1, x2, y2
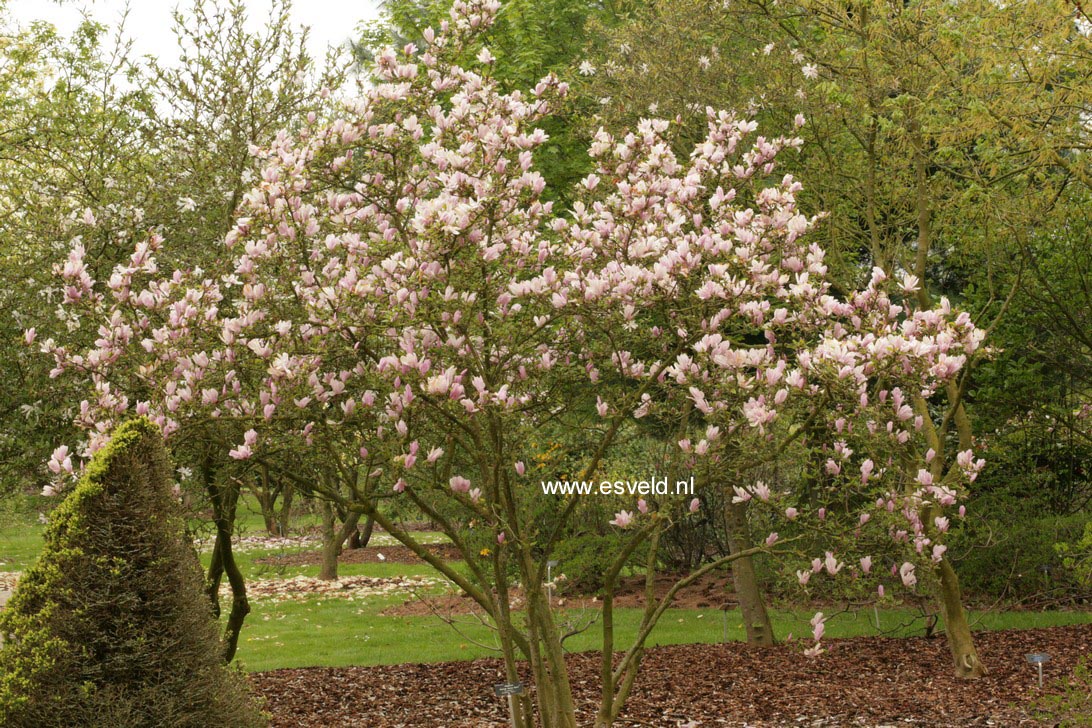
(250, 623, 1092, 727)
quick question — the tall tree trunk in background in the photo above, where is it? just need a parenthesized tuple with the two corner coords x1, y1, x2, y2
(319, 504, 363, 580)
(725, 501, 775, 645)
(319, 501, 340, 580)
(276, 481, 294, 536)
(254, 465, 278, 535)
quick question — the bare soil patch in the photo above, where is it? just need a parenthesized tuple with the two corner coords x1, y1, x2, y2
(250, 623, 1092, 727)
(254, 543, 462, 567)
(383, 571, 738, 616)
(225, 574, 444, 603)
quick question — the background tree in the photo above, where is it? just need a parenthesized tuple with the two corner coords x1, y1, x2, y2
(1, 0, 348, 657)
(357, 0, 629, 202)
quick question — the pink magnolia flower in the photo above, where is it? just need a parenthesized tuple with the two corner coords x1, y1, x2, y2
(860, 459, 874, 484)
(47, 445, 73, 475)
(810, 611, 825, 641)
(449, 475, 472, 493)
(610, 510, 634, 528)
(823, 552, 843, 575)
(752, 481, 771, 502)
(899, 562, 917, 588)
(689, 498, 700, 513)
(229, 431, 257, 460)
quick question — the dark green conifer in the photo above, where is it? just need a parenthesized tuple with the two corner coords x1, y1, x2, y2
(0, 418, 265, 727)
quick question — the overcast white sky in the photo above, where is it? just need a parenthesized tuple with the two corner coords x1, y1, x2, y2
(6, 0, 380, 67)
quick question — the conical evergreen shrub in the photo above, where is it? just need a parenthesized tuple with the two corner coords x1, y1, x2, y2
(0, 418, 265, 727)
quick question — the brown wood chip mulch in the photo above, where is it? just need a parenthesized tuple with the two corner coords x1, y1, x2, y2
(250, 623, 1092, 727)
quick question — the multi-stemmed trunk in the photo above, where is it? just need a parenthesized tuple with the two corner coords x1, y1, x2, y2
(346, 513, 376, 549)
(521, 576, 578, 727)
(199, 457, 250, 663)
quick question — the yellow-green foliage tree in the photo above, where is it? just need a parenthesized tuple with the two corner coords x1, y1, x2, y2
(583, 0, 1092, 677)
(0, 419, 265, 728)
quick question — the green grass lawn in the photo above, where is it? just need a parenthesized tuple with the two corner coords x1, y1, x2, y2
(0, 496, 46, 572)
(231, 595, 1092, 672)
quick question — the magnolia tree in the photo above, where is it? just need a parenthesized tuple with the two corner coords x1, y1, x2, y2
(552, 110, 988, 676)
(36, 1, 987, 724)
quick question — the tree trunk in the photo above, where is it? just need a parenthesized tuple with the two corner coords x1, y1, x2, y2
(276, 481, 294, 536)
(319, 501, 340, 581)
(255, 489, 277, 535)
(201, 461, 250, 663)
(347, 513, 376, 549)
(493, 550, 533, 728)
(252, 465, 280, 534)
(936, 556, 987, 677)
(320, 505, 363, 580)
(911, 140, 986, 678)
(725, 501, 775, 646)
(525, 587, 578, 728)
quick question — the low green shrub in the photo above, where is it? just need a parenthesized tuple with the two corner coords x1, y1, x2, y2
(552, 532, 628, 594)
(948, 511, 1090, 605)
